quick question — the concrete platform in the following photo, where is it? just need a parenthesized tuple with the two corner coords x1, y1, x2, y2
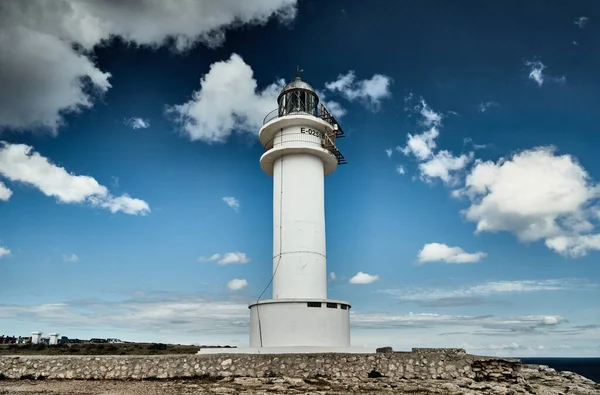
(197, 346, 378, 355)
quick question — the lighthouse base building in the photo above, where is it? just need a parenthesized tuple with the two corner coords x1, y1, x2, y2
(199, 72, 375, 355)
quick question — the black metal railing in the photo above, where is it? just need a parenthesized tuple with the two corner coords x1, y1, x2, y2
(263, 132, 347, 165)
(262, 103, 346, 139)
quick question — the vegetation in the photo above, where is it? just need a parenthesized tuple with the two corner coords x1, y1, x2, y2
(0, 342, 205, 355)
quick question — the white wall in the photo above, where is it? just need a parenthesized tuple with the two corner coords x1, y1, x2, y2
(49, 333, 60, 345)
(272, 149, 327, 300)
(249, 301, 351, 348)
(30, 332, 42, 344)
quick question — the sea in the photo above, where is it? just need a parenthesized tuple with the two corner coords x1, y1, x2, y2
(519, 358, 600, 383)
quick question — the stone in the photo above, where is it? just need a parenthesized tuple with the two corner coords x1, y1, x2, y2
(0, 350, 598, 395)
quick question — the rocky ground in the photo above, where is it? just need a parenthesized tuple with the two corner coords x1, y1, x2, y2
(1, 364, 599, 395)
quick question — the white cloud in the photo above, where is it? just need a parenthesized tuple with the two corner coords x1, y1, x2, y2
(454, 146, 600, 257)
(574, 16, 589, 29)
(219, 252, 250, 265)
(526, 60, 545, 86)
(477, 101, 498, 113)
(169, 58, 388, 144)
(399, 98, 473, 184)
(0, 246, 10, 258)
(0, 0, 297, 133)
(417, 99, 443, 128)
(0, 294, 597, 355)
(463, 137, 488, 150)
(0, 296, 251, 341)
(385, 148, 393, 158)
(525, 60, 565, 87)
(322, 100, 346, 119)
(223, 196, 240, 211)
(329, 272, 337, 281)
(0, 181, 12, 201)
(63, 253, 79, 263)
(418, 243, 486, 264)
(198, 252, 250, 265)
(0, 141, 150, 215)
(198, 253, 221, 262)
(399, 127, 439, 161)
(419, 150, 474, 185)
(227, 278, 248, 291)
(352, 311, 564, 331)
(545, 234, 600, 258)
(349, 271, 379, 284)
(316, 91, 347, 119)
(124, 117, 150, 129)
(168, 54, 285, 143)
(395, 165, 406, 175)
(324, 70, 392, 110)
(381, 278, 594, 302)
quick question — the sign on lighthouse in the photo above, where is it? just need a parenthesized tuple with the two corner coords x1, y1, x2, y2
(199, 70, 375, 354)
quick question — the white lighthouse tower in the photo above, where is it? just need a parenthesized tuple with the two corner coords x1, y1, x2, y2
(199, 70, 375, 354)
(246, 69, 352, 351)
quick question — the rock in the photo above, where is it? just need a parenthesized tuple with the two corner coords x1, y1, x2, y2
(376, 346, 393, 353)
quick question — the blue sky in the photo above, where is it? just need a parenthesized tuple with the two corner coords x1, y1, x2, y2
(1, 0, 599, 357)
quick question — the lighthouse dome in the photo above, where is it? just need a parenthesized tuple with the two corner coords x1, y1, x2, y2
(277, 73, 319, 117)
(278, 76, 317, 99)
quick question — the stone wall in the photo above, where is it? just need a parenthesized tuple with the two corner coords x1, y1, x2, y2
(0, 348, 520, 382)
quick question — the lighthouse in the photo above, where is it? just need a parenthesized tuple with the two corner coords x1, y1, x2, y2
(199, 70, 375, 354)
(247, 69, 354, 350)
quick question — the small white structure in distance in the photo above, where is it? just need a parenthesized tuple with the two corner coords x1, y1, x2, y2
(30, 332, 42, 345)
(199, 69, 375, 355)
(49, 333, 60, 345)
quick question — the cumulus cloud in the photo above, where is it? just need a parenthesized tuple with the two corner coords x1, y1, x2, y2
(385, 148, 393, 158)
(399, 98, 473, 184)
(0, 181, 12, 201)
(198, 252, 250, 265)
(167, 54, 285, 143)
(63, 253, 79, 263)
(329, 272, 337, 281)
(453, 146, 600, 257)
(0, 0, 298, 133)
(399, 127, 440, 161)
(124, 117, 150, 129)
(227, 278, 248, 291)
(349, 271, 379, 284)
(169, 57, 390, 144)
(418, 243, 486, 264)
(396, 165, 406, 175)
(574, 16, 589, 29)
(418, 151, 474, 185)
(324, 70, 392, 110)
(222, 196, 240, 211)
(0, 142, 150, 215)
(0, 246, 10, 258)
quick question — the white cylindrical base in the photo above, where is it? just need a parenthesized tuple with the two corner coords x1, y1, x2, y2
(272, 153, 327, 300)
(248, 299, 351, 348)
